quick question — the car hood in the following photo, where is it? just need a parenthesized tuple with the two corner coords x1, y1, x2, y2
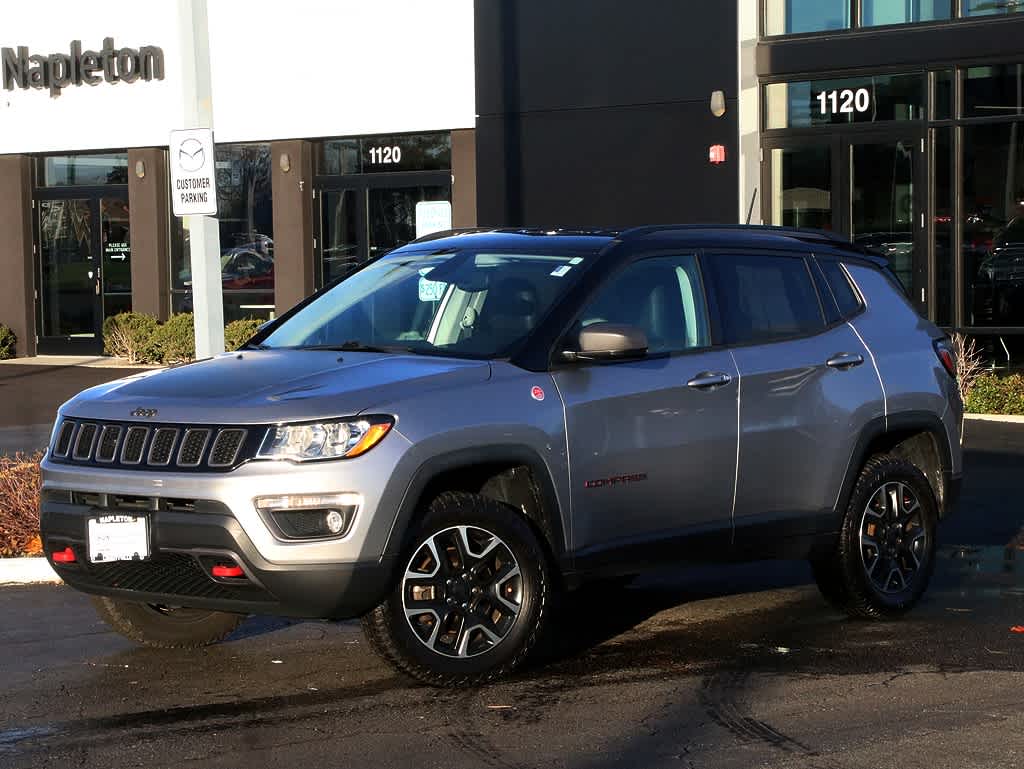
(60, 350, 492, 424)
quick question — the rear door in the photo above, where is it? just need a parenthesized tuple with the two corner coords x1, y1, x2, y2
(704, 250, 884, 548)
(552, 253, 738, 561)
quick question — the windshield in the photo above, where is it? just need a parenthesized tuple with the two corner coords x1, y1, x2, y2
(259, 249, 593, 358)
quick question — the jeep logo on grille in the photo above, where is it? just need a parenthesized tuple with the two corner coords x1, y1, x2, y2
(131, 408, 158, 418)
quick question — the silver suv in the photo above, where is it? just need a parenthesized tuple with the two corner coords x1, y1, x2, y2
(39, 226, 963, 686)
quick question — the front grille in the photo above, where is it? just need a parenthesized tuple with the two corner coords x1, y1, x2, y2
(49, 419, 264, 472)
(147, 428, 178, 466)
(95, 425, 122, 463)
(71, 552, 271, 603)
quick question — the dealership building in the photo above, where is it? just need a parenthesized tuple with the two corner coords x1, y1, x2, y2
(2, 1, 1023, 361)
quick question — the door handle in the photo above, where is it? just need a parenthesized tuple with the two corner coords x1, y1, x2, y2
(687, 371, 732, 390)
(826, 353, 864, 370)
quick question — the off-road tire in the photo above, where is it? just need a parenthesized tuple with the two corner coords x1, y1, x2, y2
(362, 491, 553, 687)
(812, 454, 938, 619)
(91, 596, 245, 648)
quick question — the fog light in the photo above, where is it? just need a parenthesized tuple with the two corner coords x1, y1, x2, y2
(255, 493, 362, 539)
(325, 509, 345, 534)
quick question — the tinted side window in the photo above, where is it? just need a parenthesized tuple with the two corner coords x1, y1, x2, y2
(711, 254, 825, 344)
(809, 260, 842, 325)
(819, 260, 864, 318)
(575, 254, 710, 354)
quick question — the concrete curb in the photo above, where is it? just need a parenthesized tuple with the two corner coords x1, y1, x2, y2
(0, 557, 61, 585)
(965, 413, 1024, 424)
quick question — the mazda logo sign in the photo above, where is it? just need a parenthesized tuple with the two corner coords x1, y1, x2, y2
(131, 408, 158, 418)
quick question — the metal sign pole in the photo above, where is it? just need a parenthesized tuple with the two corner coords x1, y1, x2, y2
(177, 0, 223, 358)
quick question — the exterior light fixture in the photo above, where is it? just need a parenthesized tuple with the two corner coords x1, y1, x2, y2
(710, 90, 726, 117)
(279, 152, 291, 173)
(134, 159, 146, 179)
(709, 144, 727, 164)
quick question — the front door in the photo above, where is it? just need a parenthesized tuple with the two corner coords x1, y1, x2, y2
(844, 134, 924, 310)
(551, 253, 738, 562)
(36, 193, 130, 354)
(315, 172, 451, 287)
(764, 132, 925, 313)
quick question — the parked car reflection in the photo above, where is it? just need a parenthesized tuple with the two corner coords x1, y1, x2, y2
(973, 218, 1024, 326)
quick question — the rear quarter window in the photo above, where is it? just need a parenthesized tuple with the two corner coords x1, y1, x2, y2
(817, 259, 864, 319)
(709, 253, 825, 345)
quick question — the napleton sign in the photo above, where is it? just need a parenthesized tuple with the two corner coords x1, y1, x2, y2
(1, 38, 164, 98)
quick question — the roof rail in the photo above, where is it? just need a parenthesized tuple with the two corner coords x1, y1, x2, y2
(619, 223, 851, 243)
(409, 227, 494, 244)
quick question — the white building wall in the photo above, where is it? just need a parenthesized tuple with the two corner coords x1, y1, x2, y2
(0, 0, 475, 155)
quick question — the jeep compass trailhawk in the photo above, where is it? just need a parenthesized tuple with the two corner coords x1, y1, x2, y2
(40, 226, 963, 686)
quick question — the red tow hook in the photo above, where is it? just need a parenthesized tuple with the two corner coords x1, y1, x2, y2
(51, 547, 77, 564)
(211, 564, 245, 578)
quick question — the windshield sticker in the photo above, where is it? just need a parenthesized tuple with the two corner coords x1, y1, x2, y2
(550, 265, 572, 277)
(569, 257, 584, 265)
(418, 268, 447, 301)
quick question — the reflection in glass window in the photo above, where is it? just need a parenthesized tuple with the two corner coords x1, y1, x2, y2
(964, 64, 1024, 118)
(934, 129, 953, 326)
(963, 122, 1024, 328)
(170, 143, 275, 322)
(769, 147, 833, 231)
(862, 0, 950, 26)
(765, 0, 850, 35)
(40, 153, 128, 186)
(765, 74, 924, 129)
(964, 0, 1024, 15)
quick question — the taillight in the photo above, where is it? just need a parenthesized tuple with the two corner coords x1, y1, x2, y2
(934, 339, 956, 380)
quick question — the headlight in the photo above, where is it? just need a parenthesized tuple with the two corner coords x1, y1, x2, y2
(257, 416, 393, 462)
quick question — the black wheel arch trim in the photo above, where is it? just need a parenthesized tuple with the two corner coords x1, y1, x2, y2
(837, 411, 956, 520)
(379, 444, 568, 565)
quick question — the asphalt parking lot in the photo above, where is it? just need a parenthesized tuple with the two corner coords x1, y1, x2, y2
(2, 420, 1023, 769)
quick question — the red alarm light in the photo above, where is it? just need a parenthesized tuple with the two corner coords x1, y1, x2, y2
(709, 144, 727, 164)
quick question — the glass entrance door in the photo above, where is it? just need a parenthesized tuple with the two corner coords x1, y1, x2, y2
(316, 175, 451, 287)
(36, 193, 131, 354)
(846, 136, 923, 305)
(765, 133, 925, 313)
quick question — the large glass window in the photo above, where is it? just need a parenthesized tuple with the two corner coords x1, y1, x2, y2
(768, 146, 833, 231)
(765, 0, 851, 35)
(862, 0, 950, 26)
(964, 64, 1024, 118)
(765, 74, 925, 129)
(710, 254, 825, 344)
(963, 122, 1024, 327)
(171, 143, 274, 322)
(574, 256, 711, 354)
(934, 128, 954, 326)
(39, 153, 128, 186)
(964, 0, 1024, 15)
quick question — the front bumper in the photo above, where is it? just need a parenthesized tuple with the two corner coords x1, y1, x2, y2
(41, 503, 394, 619)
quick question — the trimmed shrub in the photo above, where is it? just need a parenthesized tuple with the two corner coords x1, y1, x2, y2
(0, 324, 16, 360)
(224, 318, 265, 352)
(153, 313, 196, 364)
(965, 372, 1024, 416)
(0, 452, 43, 557)
(102, 312, 159, 363)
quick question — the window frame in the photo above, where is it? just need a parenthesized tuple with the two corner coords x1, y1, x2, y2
(702, 249, 833, 348)
(812, 255, 868, 322)
(550, 251, 716, 367)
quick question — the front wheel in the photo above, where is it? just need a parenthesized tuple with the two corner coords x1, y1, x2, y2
(362, 491, 553, 686)
(812, 455, 938, 619)
(91, 596, 245, 648)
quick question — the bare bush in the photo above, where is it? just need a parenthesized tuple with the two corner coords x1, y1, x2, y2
(0, 452, 43, 557)
(951, 332, 984, 404)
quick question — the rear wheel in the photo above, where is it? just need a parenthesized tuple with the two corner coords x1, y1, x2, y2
(812, 455, 937, 619)
(362, 491, 552, 686)
(90, 596, 245, 648)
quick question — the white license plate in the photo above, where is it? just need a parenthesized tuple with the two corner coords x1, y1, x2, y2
(87, 515, 150, 563)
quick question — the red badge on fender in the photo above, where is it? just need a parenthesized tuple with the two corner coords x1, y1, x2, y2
(531, 386, 545, 401)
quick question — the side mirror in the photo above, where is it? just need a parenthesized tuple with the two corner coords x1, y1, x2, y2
(562, 322, 648, 362)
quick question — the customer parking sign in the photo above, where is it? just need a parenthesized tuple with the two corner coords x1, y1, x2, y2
(169, 128, 218, 217)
